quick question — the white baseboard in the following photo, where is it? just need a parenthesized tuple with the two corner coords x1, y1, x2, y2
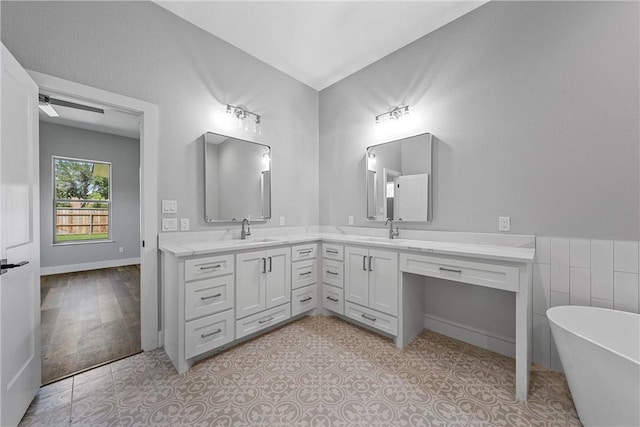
(40, 257, 141, 276)
(424, 313, 515, 358)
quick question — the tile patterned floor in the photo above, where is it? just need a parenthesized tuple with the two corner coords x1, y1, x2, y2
(20, 315, 582, 426)
(40, 265, 141, 384)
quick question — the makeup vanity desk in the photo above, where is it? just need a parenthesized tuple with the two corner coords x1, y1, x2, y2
(159, 231, 535, 400)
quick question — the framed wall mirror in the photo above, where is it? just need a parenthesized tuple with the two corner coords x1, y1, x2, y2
(204, 132, 271, 223)
(366, 132, 433, 222)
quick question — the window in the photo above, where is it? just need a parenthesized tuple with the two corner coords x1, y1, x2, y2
(53, 156, 111, 243)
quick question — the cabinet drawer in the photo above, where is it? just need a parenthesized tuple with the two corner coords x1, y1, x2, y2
(236, 304, 291, 339)
(185, 275, 234, 321)
(322, 259, 343, 288)
(292, 259, 317, 289)
(185, 254, 234, 282)
(291, 244, 317, 262)
(400, 253, 519, 292)
(185, 309, 234, 359)
(344, 302, 397, 336)
(322, 243, 343, 261)
(292, 284, 317, 317)
(323, 284, 344, 315)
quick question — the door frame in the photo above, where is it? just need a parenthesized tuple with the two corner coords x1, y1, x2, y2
(29, 71, 159, 351)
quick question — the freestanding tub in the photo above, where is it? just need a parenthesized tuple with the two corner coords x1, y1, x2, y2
(547, 306, 639, 427)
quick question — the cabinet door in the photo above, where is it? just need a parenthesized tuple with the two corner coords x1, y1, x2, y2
(236, 250, 266, 319)
(368, 249, 398, 316)
(265, 247, 291, 309)
(344, 246, 369, 307)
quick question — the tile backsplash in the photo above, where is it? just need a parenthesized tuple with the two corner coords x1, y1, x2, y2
(533, 237, 639, 371)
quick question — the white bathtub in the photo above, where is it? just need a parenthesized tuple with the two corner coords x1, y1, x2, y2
(547, 306, 639, 427)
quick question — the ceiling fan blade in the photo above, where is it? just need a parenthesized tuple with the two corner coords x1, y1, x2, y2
(48, 97, 105, 114)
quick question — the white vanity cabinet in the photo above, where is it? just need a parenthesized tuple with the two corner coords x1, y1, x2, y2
(321, 243, 344, 314)
(162, 252, 236, 374)
(344, 246, 398, 334)
(236, 247, 291, 335)
(291, 244, 318, 317)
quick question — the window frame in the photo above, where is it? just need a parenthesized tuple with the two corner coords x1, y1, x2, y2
(52, 155, 113, 245)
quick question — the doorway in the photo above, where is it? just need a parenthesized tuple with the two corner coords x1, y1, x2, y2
(38, 94, 144, 383)
(29, 71, 159, 379)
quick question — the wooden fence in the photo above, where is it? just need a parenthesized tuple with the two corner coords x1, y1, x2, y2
(55, 208, 109, 236)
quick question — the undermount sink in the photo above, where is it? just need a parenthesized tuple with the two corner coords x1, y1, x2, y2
(357, 236, 401, 243)
(232, 237, 280, 244)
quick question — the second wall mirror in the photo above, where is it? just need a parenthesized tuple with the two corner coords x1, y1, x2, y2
(366, 133, 433, 222)
(204, 132, 271, 223)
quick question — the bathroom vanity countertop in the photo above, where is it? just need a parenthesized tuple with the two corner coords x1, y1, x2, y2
(159, 233, 535, 263)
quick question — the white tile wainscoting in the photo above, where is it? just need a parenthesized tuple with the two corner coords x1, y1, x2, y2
(533, 237, 639, 371)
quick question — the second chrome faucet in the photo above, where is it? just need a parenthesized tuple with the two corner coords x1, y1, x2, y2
(241, 218, 251, 240)
(385, 218, 400, 239)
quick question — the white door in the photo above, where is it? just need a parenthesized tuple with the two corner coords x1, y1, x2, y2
(265, 247, 290, 309)
(397, 173, 429, 221)
(344, 246, 369, 307)
(0, 44, 41, 426)
(235, 250, 265, 319)
(368, 249, 398, 316)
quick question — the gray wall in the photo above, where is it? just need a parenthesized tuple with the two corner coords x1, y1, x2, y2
(319, 1, 639, 240)
(39, 122, 140, 268)
(2, 0, 319, 230)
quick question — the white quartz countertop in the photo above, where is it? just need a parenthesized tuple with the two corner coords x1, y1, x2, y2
(159, 232, 535, 263)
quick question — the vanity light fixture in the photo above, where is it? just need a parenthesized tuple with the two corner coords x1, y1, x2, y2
(375, 105, 410, 126)
(226, 104, 262, 134)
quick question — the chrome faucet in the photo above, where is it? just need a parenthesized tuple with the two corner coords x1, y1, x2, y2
(385, 218, 399, 239)
(241, 218, 251, 240)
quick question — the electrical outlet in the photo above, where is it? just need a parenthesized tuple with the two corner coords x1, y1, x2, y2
(499, 216, 511, 232)
(119, 247, 124, 253)
(279, 216, 285, 226)
(180, 218, 189, 231)
(162, 217, 177, 231)
(348, 216, 354, 225)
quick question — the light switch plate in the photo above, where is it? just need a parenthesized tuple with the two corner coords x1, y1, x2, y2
(180, 218, 189, 231)
(499, 216, 510, 232)
(348, 216, 354, 225)
(162, 200, 178, 214)
(162, 218, 178, 231)
(279, 216, 285, 226)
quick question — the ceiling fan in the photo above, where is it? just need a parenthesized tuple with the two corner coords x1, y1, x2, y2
(38, 94, 104, 117)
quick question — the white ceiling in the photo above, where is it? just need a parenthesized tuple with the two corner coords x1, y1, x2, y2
(154, 1, 488, 90)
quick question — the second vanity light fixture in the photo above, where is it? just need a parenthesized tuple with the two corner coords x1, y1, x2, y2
(226, 104, 261, 134)
(375, 105, 410, 126)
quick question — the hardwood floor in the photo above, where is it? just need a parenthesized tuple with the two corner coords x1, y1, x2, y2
(40, 265, 141, 385)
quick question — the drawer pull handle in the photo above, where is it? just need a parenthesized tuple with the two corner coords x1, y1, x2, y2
(326, 271, 339, 276)
(361, 313, 377, 322)
(201, 329, 222, 339)
(298, 250, 312, 255)
(439, 267, 462, 274)
(326, 296, 339, 302)
(300, 297, 313, 302)
(258, 317, 274, 324)
(300, 271, 312, 276)
(326, 249, 339, 254)
(200, 264, 222, 271)
(200, 293, 222, 300)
